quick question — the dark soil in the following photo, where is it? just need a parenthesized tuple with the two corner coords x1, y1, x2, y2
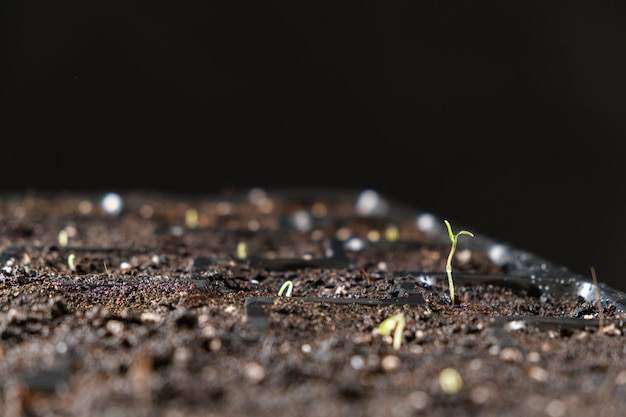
(1, 189, 625, 417)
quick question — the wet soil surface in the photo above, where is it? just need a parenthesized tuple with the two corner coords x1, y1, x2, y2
(1, 190, 625, 417)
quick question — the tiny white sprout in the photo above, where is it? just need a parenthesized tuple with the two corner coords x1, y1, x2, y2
(58, 229, 69, 247)
(185, 208, 199, 229)
(237, 242, 247, 259)
(376, 313, 406, 350)
(67, 253, 76, 272)
(277, 280, 294, 297)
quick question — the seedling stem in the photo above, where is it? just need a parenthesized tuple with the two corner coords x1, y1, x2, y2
(376, 313, 406, 350)
(444, 220, 474, 305)
(278, 280, 294, 297)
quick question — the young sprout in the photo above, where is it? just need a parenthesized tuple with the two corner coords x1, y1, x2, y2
(236, 242, 247, 259)
(185, 208, 199, 229)
(67, 253, 76, 272)
(58, 228, 69, 247)
(376, 312, 406, 350)
(590, 266, 604, 332)
(444, 220, 474, 305)
(277, 280, 294, 297)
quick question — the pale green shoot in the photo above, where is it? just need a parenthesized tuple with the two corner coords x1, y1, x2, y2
(444, 220, 474, 305)
(278, 280, 294, 297)
(376, 312, 406, 350)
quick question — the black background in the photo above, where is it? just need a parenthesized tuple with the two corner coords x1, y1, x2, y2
(3, 1, 626, 291)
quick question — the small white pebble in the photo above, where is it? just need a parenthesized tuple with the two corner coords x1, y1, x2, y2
(377, 261, 388, 271)
(366, 229, 380, 242)
(406, 391, 431, 410)
(208, 338, 222, 352)
(170, 226, 184, 237)
(336, 227, 351, 241)
(216, 201, 233, 215)
(247, 219, 260, 231)
(173, 347, 191, 364)
(527, 351, 541, 363)
(120, 261, 131, 270)
(488, 244, 510, 266)
(139, 204, 154, 219)
(106, 320, 124, 336)
(257, 198, 274, 214)
(381, 355, 401, 372)
(56, 342, 68, 354)
(505, 320, 526, 331)
(140, 312, 162, 323)
(7, 308, 19, 322)
(615, 370, 626, 385)
(409, 345, 423, 354)
(78, 200, 93, 215)
(455, 249, 472, 264)
(488, 345, 501, 355)
(224, 305, 237, 314)
(601, 323, 622, 336)
(301, 344, 312, 353)
(244, 362, 266, 384)
(468, 358, 483, 371)
(356, 189, 388, 216)
(345, 237, 365, 252)
(292, 210, 313, 233)
(248, 188, 267, 205)
(470, 386, 491, 404)
(416, 213, 437, 232)
(202, 325, 217, 338)
(545, 399, 566, 417)
(499, 347, 523, 363)
(528, 366, 549, 383)
(350, 355, 365, 370)
(101, 192, 123, 216)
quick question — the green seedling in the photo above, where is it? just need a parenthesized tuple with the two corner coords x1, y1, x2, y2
(376, 312, 405, 350)
(444, 220, 474, 305)
(277, 280, 294, 297)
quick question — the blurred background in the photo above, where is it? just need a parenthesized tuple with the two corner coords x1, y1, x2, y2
(3, 1, 626, 291)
